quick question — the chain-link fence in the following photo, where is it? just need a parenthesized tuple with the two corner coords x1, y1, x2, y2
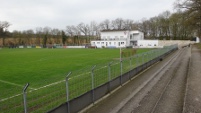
(0, 45, 178, 113)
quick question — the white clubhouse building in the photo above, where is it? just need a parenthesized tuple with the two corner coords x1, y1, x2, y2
(91, 30, 144, 48)
(90, 30, 194, 48)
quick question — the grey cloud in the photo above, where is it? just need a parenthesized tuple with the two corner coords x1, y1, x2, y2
(0, 0, 175, 31)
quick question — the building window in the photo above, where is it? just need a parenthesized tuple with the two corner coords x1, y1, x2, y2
(120, 36, 124, 40)
(102, 36, 106, 40)
(115, 36, 119, 40)
(107, 36, 110, 40)
(130, 34, 132, 39)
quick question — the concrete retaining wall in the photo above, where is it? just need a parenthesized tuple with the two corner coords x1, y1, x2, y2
(158, 40, 194, 48)
(66, 46, 85, 48)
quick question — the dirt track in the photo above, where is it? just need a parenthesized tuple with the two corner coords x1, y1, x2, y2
(82, 45, 201, 113)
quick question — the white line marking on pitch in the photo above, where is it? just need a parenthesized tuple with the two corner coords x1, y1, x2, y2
(0, 79, 67, 102)
(0, 79, 35, 90)
(1, 63, 119, 102)
(30, 80, 65, 91)
(0, 93, 22, 102)
(27, 65, 111, 92)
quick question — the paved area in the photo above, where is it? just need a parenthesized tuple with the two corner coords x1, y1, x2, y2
(184, 45, 201, 113)
(82, 45, 201, 113)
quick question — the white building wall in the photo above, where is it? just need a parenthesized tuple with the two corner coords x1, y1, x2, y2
(129, 31, 144, 40)
(91, 30, 144, 48)
(137, 40, 159, 48)
(196, 37, 200, 43)
(101, 31, 129, 40)
(91, 40, 126, 48)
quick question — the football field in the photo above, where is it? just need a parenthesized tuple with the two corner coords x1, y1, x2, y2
(0, 48, 150, 99)
(0, 48, 154, 112)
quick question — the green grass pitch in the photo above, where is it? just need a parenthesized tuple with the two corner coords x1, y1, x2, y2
(0, 48, 150, 94)
(0, 48, 151, 112)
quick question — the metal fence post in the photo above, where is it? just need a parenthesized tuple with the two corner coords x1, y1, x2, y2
(145, 53, 147, 63)
(152, 50, 154, 60)
(136, 55, 138, 73)
(120, 60, 123, 86)
(91, 65, 96, 104)
(142, 53, 144, 64)
(151, 50, 153, 62)
(145, 52, 147, 62)
(23, 83, 29, 113)
(66, 72, 71, 113)
(129, 57, 132, 80)
(108, 62, 113, 93)
(136, 55, 138, 67)
(139, 54, 141, 66)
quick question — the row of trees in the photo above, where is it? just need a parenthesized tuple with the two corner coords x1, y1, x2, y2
(0, 0, 200, 46)
(176, 0, 201, 38)
(0, 19, 135, 46)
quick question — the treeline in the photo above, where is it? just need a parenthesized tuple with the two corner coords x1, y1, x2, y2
(138, 0, 201, 40)
(0, 0, 200, 47)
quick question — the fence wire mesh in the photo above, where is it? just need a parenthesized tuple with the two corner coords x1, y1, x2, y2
(0, 45, 178, 113)
(68, 66, 92, 100)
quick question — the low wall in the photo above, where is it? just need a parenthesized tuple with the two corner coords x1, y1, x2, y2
(134, 40, 195, 48)
(158, 40, 194, 48)
(66, 46, 85, 48)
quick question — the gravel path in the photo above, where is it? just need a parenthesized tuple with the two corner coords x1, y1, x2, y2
(83, 46, 201, 113)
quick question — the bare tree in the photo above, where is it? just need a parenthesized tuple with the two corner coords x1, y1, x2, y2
(51, 28, 61, 44)
(88, 21, 96, 36)
(35, 27, 43, 45)
(0, 21, 11, 46)
(111, 18, 125, 30)
(123, 19, 134, 30)
(89, 21, 100, 39)
(66, 25, 75, 36)
(158, 11, 171, 39)
(42, 27, 52, 47)
(136, 18, 149, 39)
(66, 25, 80, 45)
(61, 30, 67, 45)
(175, 0, 201, 37)
(99, 19, 110, 30)
(22, 29, 35, 45)
(77, 22, 89, 36)
(0, 21, 10, 33)
(43, 27, 51, 34)
(12, 30, 22, 46)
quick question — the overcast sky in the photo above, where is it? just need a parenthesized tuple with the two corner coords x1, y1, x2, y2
(0, 0, 176, 32)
